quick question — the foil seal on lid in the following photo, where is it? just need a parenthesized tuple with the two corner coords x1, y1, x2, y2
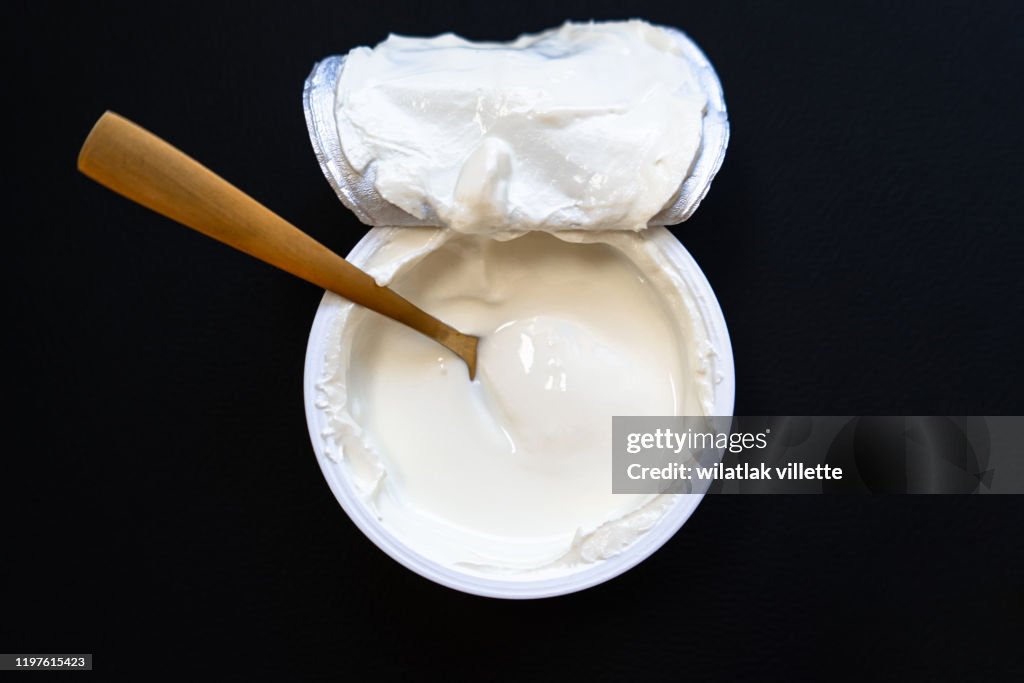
(303, 24, 729, 230)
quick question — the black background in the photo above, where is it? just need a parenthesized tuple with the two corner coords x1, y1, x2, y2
(5, 0, 1023, 679)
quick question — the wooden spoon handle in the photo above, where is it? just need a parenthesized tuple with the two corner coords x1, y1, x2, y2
(77, 111, 465, 352)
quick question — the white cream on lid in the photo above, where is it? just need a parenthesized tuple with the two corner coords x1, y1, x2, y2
(317, 230, 714, 573)
(334, 20, 708, 235)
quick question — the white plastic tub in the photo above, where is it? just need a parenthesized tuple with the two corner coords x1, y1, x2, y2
(302, 226, 734, 598)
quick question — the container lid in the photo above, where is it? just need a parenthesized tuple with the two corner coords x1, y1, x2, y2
(303, 23, 729, 231)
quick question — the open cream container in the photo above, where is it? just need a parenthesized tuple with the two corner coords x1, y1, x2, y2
(302, 21, 733, 598)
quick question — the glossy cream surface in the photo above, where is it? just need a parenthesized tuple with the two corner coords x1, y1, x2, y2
(316, 230, 714, 572)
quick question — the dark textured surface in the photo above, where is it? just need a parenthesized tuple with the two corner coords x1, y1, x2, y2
(5, 1, 1023, 679)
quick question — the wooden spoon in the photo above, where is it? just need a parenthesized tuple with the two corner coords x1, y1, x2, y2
(78, 111, 478, 379)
